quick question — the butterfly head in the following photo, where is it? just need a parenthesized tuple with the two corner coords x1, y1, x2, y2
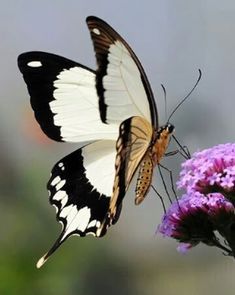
(157, 123, 175, 138)
(164, 123, 175, 135)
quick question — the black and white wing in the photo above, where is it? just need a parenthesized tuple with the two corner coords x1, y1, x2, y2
(37, 140, 118, 268)
(18, 52, 118, 142)
(18, 16, 159, 268)
(86, 16, 158, 128)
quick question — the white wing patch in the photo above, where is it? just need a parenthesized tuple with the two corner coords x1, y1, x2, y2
(92, 28, 101, 35)
(82, 140, 116, 196)
(53, 191, 68, 209)
(60, 206, 91, 241)
(87, 220, 100, 229)
(50, 66, 119, 142)
(27, 61, 42, 67)
(51, 176, 61, 186)
(55, 179, 66, 191)
(58, 162, 65, 171)
(103, 40, 152, 124)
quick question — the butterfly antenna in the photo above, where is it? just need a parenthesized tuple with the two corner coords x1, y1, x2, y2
(161, 84, 167, 121)
(167, 69, 202, 123)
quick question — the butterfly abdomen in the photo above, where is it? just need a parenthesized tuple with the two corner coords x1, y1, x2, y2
(135, 152, 153, 205)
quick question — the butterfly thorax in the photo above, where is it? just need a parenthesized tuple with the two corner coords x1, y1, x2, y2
(135, 123, 174, 205)
(152, 123, 175, 166)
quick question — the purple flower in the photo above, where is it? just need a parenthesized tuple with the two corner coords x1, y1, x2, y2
(177, 144, 235, 202)
(158, 192, 235, 254)
(158, 143, 235, 256)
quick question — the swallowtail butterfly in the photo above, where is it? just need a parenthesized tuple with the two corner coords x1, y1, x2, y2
(18, 16, 175, 268)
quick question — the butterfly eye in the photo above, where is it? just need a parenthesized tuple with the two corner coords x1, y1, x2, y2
(167, 124, 175, 134)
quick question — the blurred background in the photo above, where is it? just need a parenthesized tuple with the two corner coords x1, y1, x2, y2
(1, 0, 235, 294)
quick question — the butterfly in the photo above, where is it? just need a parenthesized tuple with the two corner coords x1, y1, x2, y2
(18, 16, 175, 268)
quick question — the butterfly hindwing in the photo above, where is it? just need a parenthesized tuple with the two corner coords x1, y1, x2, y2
(98, 116, 153, 234)
(86, 16, 158, 128)
(37, 140, 119, 267)
(18, 52, 118, 143)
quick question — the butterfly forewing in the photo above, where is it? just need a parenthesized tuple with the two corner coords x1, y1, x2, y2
(86, 16, 158, 128)
(18, 52, 118, 142)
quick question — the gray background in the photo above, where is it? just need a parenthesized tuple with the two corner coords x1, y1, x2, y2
(1, 1, 235, 294)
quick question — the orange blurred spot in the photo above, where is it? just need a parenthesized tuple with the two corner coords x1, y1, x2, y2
(22, 107, 54, 146)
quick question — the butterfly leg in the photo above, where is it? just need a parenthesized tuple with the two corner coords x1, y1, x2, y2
(165, 146, 190, 159)
(151, 185, 166, 213)
(171, 135, 191, 159)
(164, 148, 188, 158)
(158, 164, 178, 203)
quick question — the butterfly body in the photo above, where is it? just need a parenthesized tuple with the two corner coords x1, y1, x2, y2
(134, 123, 174, 205)
(18, 16, 175, 267)
(99, 119, 175, 232)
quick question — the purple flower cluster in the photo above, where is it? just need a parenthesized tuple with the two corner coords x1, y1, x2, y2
(158, 144, 235, 256)
(178, 143, 235, 200)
